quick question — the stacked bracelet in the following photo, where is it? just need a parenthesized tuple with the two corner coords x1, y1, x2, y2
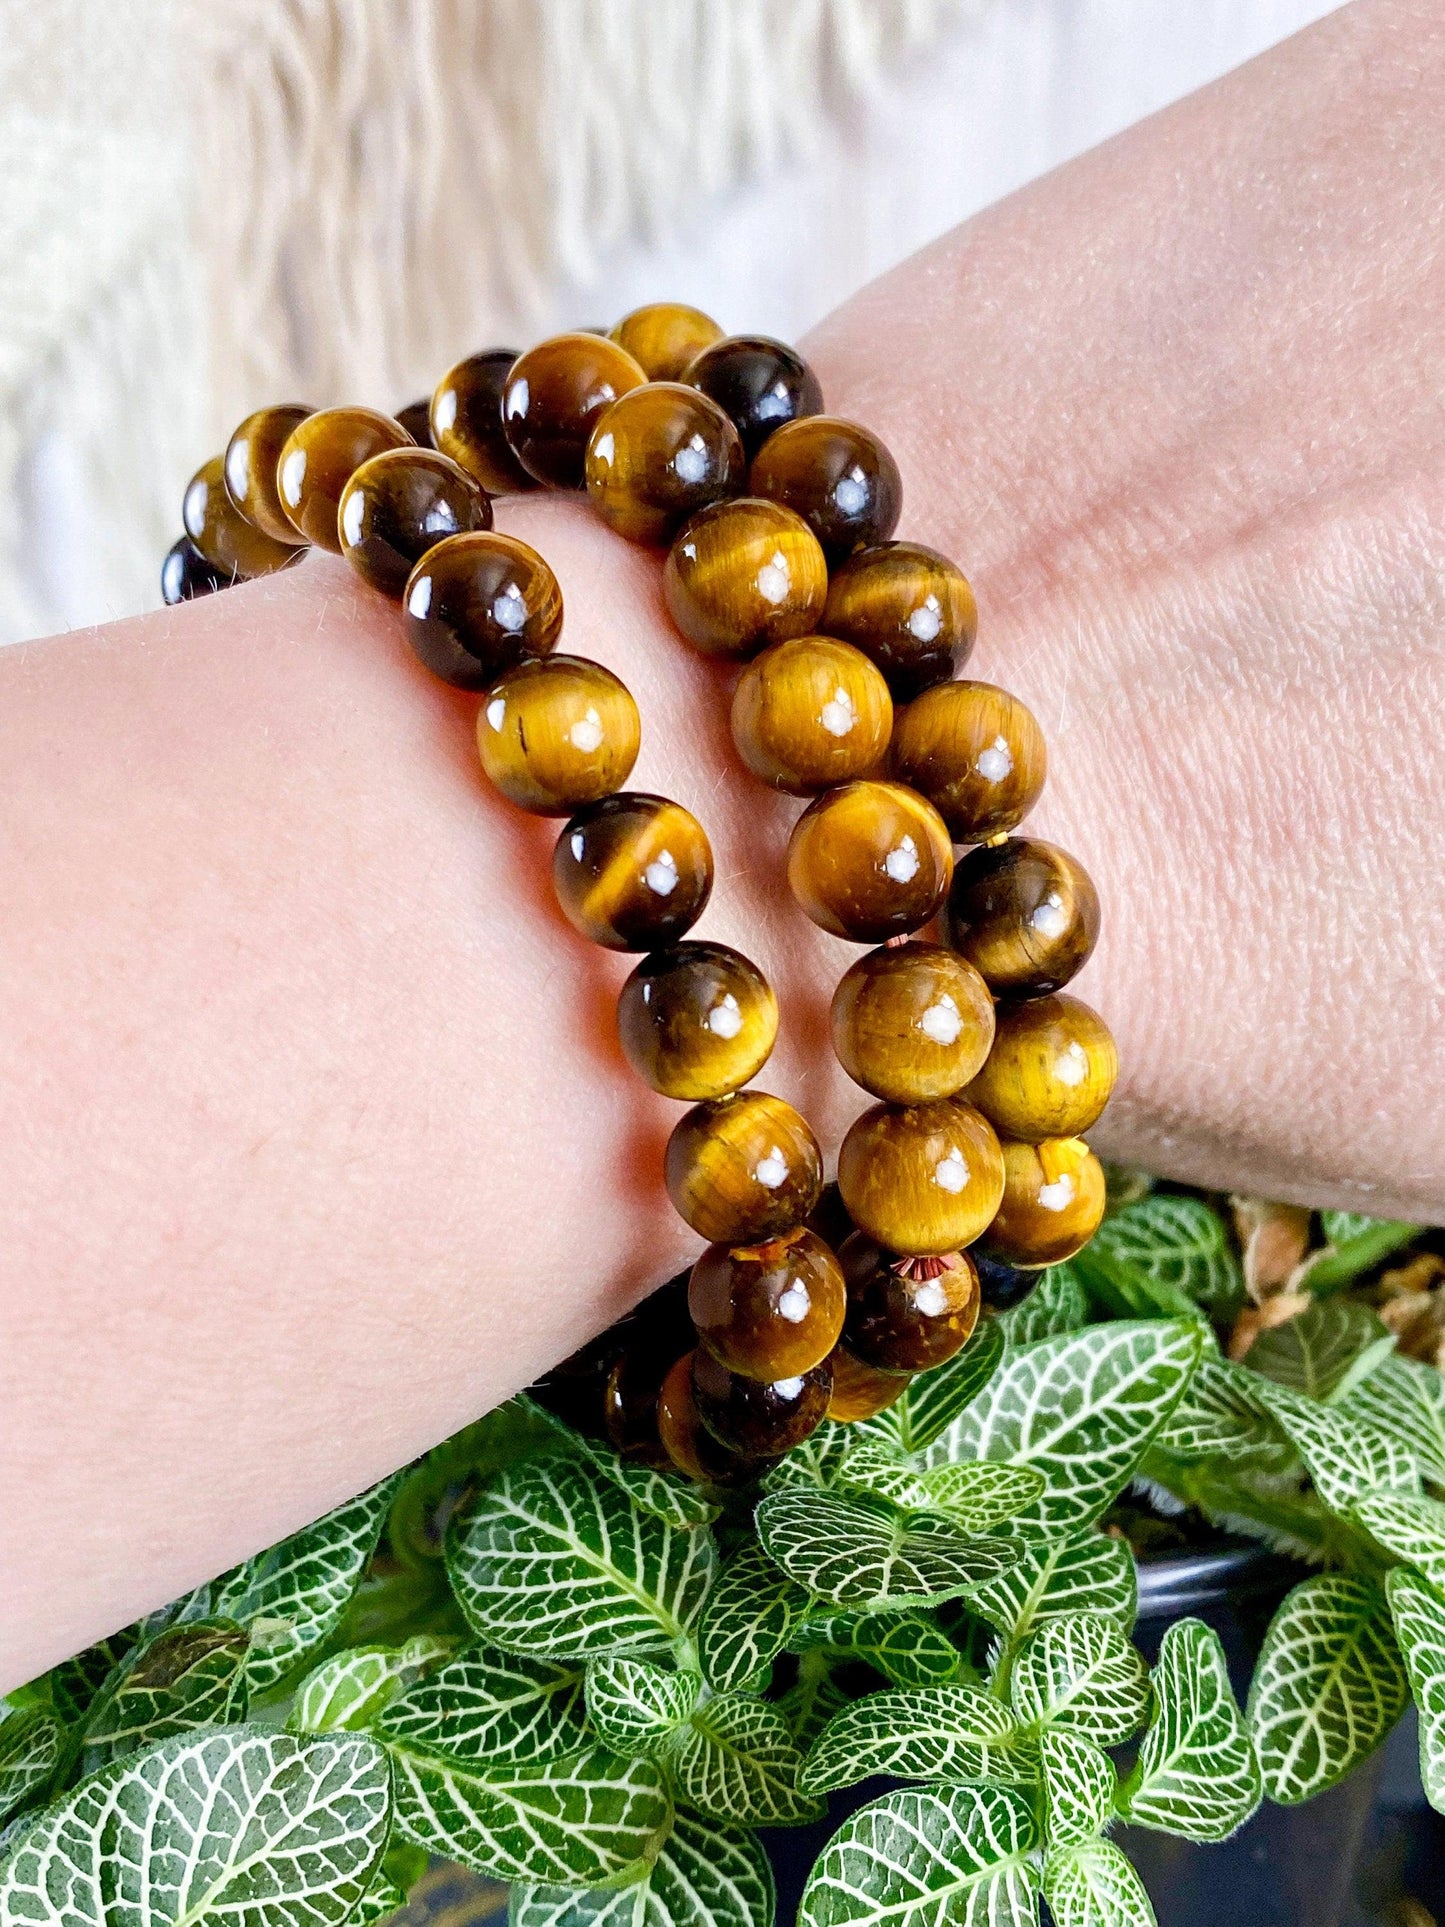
(162, 301, 1118, 1485)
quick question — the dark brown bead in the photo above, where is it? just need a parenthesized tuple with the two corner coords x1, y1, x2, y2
(826, 1344, 909, 1424)
(787, 780, 954, 943)
(685, 335, 824, 462)
(665, 1091, 821, 1243)
(338, 448, 492, 598)
(585, 383, 744, 544)
(602, 1281, 695, 1469)
(730, 636, 893, 795)
(749, 416, 902, 561)
(966, 993, 1118, 1142)
(840, 1232, 981, 1374)
(978, 1137, 1107, 1268)
(689, 1228, 845, 1381)
(277, 407, 413, 551)
(394, 399, 435, 447)
(618, 944, 778, 1101)
(657, 1351, 757, 1483)
(890, 682, 1046, 843)
(222, 405, 313, 545)
(182, 455, 302, 580)
(610, 303, 725, 382)
(403, 531, 562, 690)
(529, 1326, 626, 1440)
(161, 536, 229, 605)
(946, 839, 1100, 997)
(663, 498, 828, 661)
(831, 941, 995, 1102)
(692, 1347, 832, 1458)
(502, 333, 647, 489)
(807, 1180, 856, 1253)
(478, 655, 640, 815)
(553, 793, 713, 951)
(820, 542, 977, 700)
(837, 1098, 1005, 1257)
(430, 349, 536, 495)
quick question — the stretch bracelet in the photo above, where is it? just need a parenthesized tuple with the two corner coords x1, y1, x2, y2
(162, 302, 1117, 1486)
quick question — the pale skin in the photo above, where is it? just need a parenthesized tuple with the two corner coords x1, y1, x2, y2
(1, 0, 1441, 1691)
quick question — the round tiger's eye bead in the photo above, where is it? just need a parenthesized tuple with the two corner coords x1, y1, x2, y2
(161, 536, 229, 605)
(749, 416, 902, 561)
(974, 1250, 1035, 1309)
(692, 1347, 832, 1458)
(837, 1099, 1005, 1257)
(947, 839, 1100, 998)
(787, 780, 953, 943)
(610, 303, 725, 382)
(553, 793, 713, 951)
(394, 399, 435, 447)
(840, 1232, 980, 1374)
(603, 1351, 673, 1469)
(431, 350, 535, 495)
(666, 1091, 821, 1243)
(182, 455, 302, 580)
(820, 542, 977, 700)
(478, 655, 640, 815)
(530, 1325, 627, 1440)
(966, 994, 1117, 1142)
(980, 1137, 1107, 1268)
(404, 531, 562, 690)
(502, 334, 647, 489)
(890, 683, 1047, 844)
(338, 448, 492, 597)
(222, 405, 313, 545)
(663, 498, 827, 661)
(585, 384, 744, 544)
(831, 941, 995, 1102)
(685, 335, 824, 462)
(689, 1228, 845, 1381)
(826, 1344, 908, 1423)
(277, 407, 413, 551)
(657, 1351, 756, 1483)
(618, 945, 778, 1101)
(730, 637, 893, 795)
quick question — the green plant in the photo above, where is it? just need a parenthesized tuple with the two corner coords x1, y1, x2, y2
(2, 1196, 1440, 1927)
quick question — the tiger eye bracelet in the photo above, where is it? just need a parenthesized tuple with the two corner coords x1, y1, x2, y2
(162, 300, 1117, 1484)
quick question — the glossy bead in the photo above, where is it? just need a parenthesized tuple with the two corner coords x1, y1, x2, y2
(787, 780, 953, 943)
(394, 399, 435, 447)
(338, 448, 492, 597)
(685, 335, 824, 462)
(826, 1344, 909, 1424)
(974, 1250, 1036, 1310)
(692, 1347, 832, 1458)
(584, 384, 744, 545)
(690, 1229, 845, 1381)
(890, 682, 1047, 843)
(663, 498, 827, 661)
(277, 407, 413, 550)
(602, 1277, 695, 1467)
(979, 1137, 1107, 1268)
(477, 655, 640, 815)
(749, 416, 902, 561)
(840, 1233, 980, 1374)
(966, 993, 1117, 1142)
(837, 1099, 1005, 1257)
(182, 455, 301, 580)
(610, 303, 725, 383)
(403, 531, 562, 689)
(657, 1351, 756, 1483)
(831, 941, 994, 1102)
(730, 637, 893, 795)
(530, 1326, 627, 1440)
(431, 350, 536, 494)
(553, 793, 713, 951)
(820, 542, 977, 700)
(222, 405, 313, 545)
(502, 333, 647, 489)
(665, 1090, 821, 1242)
(947, 839, 1100, 997)
(161, 536, 229, 605)
(618, 945, 778, 1101)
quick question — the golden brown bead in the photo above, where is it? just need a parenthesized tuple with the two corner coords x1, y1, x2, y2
(222, 405, 313, 545)
(665, 1091, 822, 1243)
(840, 1233, 980, 1374)
(730, 637, 893, 795)
(338, 448, 492, 598)
(502, 333, 647, 489)
(553, 793, 713, 951)
(890, 682, 1047, 843)
(820, 542, 978, 700)
(663, 498, 828, 661)
(947, 839, 1100, 998)
(830, 941, 995, 1103)
(826, 1344, 909, 1423)
(657, 1351, 755, 1483)
(837, 1098, 1005, 1257)
(403, 531, 562, 690)
(610, 303, 725, 383)
(618, 945, 778, 1101)
(584, 384, 744, 544)
(787, 780, 954, 943)
(689, 1228, 845, 1381)
(966, 994, 1118, 1142)
(685, 335, 824, 463)
(182, 455, 302, 581)
(692, 1347, 832, 1459)
(749, 416, 902, 561)
(979, 1137, 1107, 1268)
(277, 407, 413, 551)
(430, 350, 536, 495)
(477, 655, 640, 815)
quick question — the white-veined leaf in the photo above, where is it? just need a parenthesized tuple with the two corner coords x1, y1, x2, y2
(510, 1808, 773, 1927)
(0, 1713, 58, 1828)
(669, 1692, 819, 1826)
(289, 1635, 453, 1733)
(80, 1621, 250, 1772)
(923, 1463, 1047, 1533)
(788, 1608, 962, 1688)
(994, 1265, 1088, 1347)
(1078, 1195, 1242, 1317)
(759, 1422, 853, 1494)
(1386, 1566, 1445, 1813)
(379, 1645, 589, 1765)
(1040, 1730, 1115, 1847)
(864, 1320, 1006, 1456)
(799, 1684, 1028, 1796)
(571, 1438, 722, 1532)
(1353, 1490, 1445, 1593)
(1246, 1299, 1395, 1404)
(1342, 1353, 1445, 1487)
(1249, 1383, 1419, 1512)
(836, 1444, 936, 1513)
(697, 1545, 810, 1694)
(348, 1873, 408, 1927)
(1011, 1615, 1149, 1745)
(968, 1530, 1137, 1640)
(586, 1659, 698, 1759)
(755, 1489, 1017, 1611)
(1152, 1353, 1291, 1469)
(1043, 1841, 1157, 1927)
(778, 1662, 851, 1753)
(1123, 1618, 1260, 1840)
(1247, 1573, 1406, 1803)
